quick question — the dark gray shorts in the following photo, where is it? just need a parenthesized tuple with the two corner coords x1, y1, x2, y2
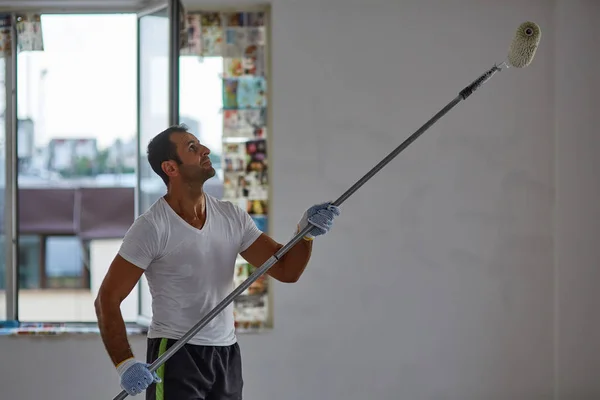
(145, 338, 243, 400)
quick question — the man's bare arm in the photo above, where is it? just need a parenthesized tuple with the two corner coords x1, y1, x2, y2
(241, 233, 312, 283)
(94, 255, 144, 366)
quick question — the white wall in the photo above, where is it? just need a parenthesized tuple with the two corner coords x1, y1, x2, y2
(0, 1, 599, 400)
(554, 1, 600, 398)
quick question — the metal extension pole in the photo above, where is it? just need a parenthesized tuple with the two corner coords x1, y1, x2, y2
(113, 63, 504, 400)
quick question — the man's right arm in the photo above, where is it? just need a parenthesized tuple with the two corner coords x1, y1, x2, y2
(95, 255, 145, 367)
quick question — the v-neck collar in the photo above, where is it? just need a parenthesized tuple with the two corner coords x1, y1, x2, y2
(161, 195, 210, 234)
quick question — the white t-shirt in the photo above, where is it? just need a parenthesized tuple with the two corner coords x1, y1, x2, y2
(118, 194, 263, 346)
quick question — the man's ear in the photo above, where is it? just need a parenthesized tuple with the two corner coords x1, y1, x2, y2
(161, 160, 179, 178)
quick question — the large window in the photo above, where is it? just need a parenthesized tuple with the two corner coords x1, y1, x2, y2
(1, 4, 272, 334)
(15, 13, 138, 322)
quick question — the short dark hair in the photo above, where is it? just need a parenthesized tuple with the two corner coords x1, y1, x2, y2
(147, 124, 189, 186)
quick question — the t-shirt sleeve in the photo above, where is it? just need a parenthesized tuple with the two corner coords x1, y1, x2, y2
(238, 208, 263, 253)
(118, 215, 160, 270)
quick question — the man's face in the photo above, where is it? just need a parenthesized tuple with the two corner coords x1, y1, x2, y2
(166, 131, 215, 184)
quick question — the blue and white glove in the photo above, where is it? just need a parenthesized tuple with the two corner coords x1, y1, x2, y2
(117, 358, 161, 396)
(297, 202, 341, 241)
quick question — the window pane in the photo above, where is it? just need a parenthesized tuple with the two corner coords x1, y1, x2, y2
(16, 14, 139, 322)
(19, 235, 41, 289)
(179, 57, 224, 198)
(45, 236, 84, 289)
(139, 8, 169, 214)
(137, 7, 169, 323)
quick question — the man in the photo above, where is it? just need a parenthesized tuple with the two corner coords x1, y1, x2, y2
(95, 124, 340, 399)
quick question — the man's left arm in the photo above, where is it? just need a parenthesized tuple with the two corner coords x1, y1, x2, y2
(240, 233, 311, 283)
(240, 202, 340, 283)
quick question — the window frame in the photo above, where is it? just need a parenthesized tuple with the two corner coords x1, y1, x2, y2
(0, 3, 165, 326)
(4, 12, 19, 322)
(1, 2, 273, 334)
